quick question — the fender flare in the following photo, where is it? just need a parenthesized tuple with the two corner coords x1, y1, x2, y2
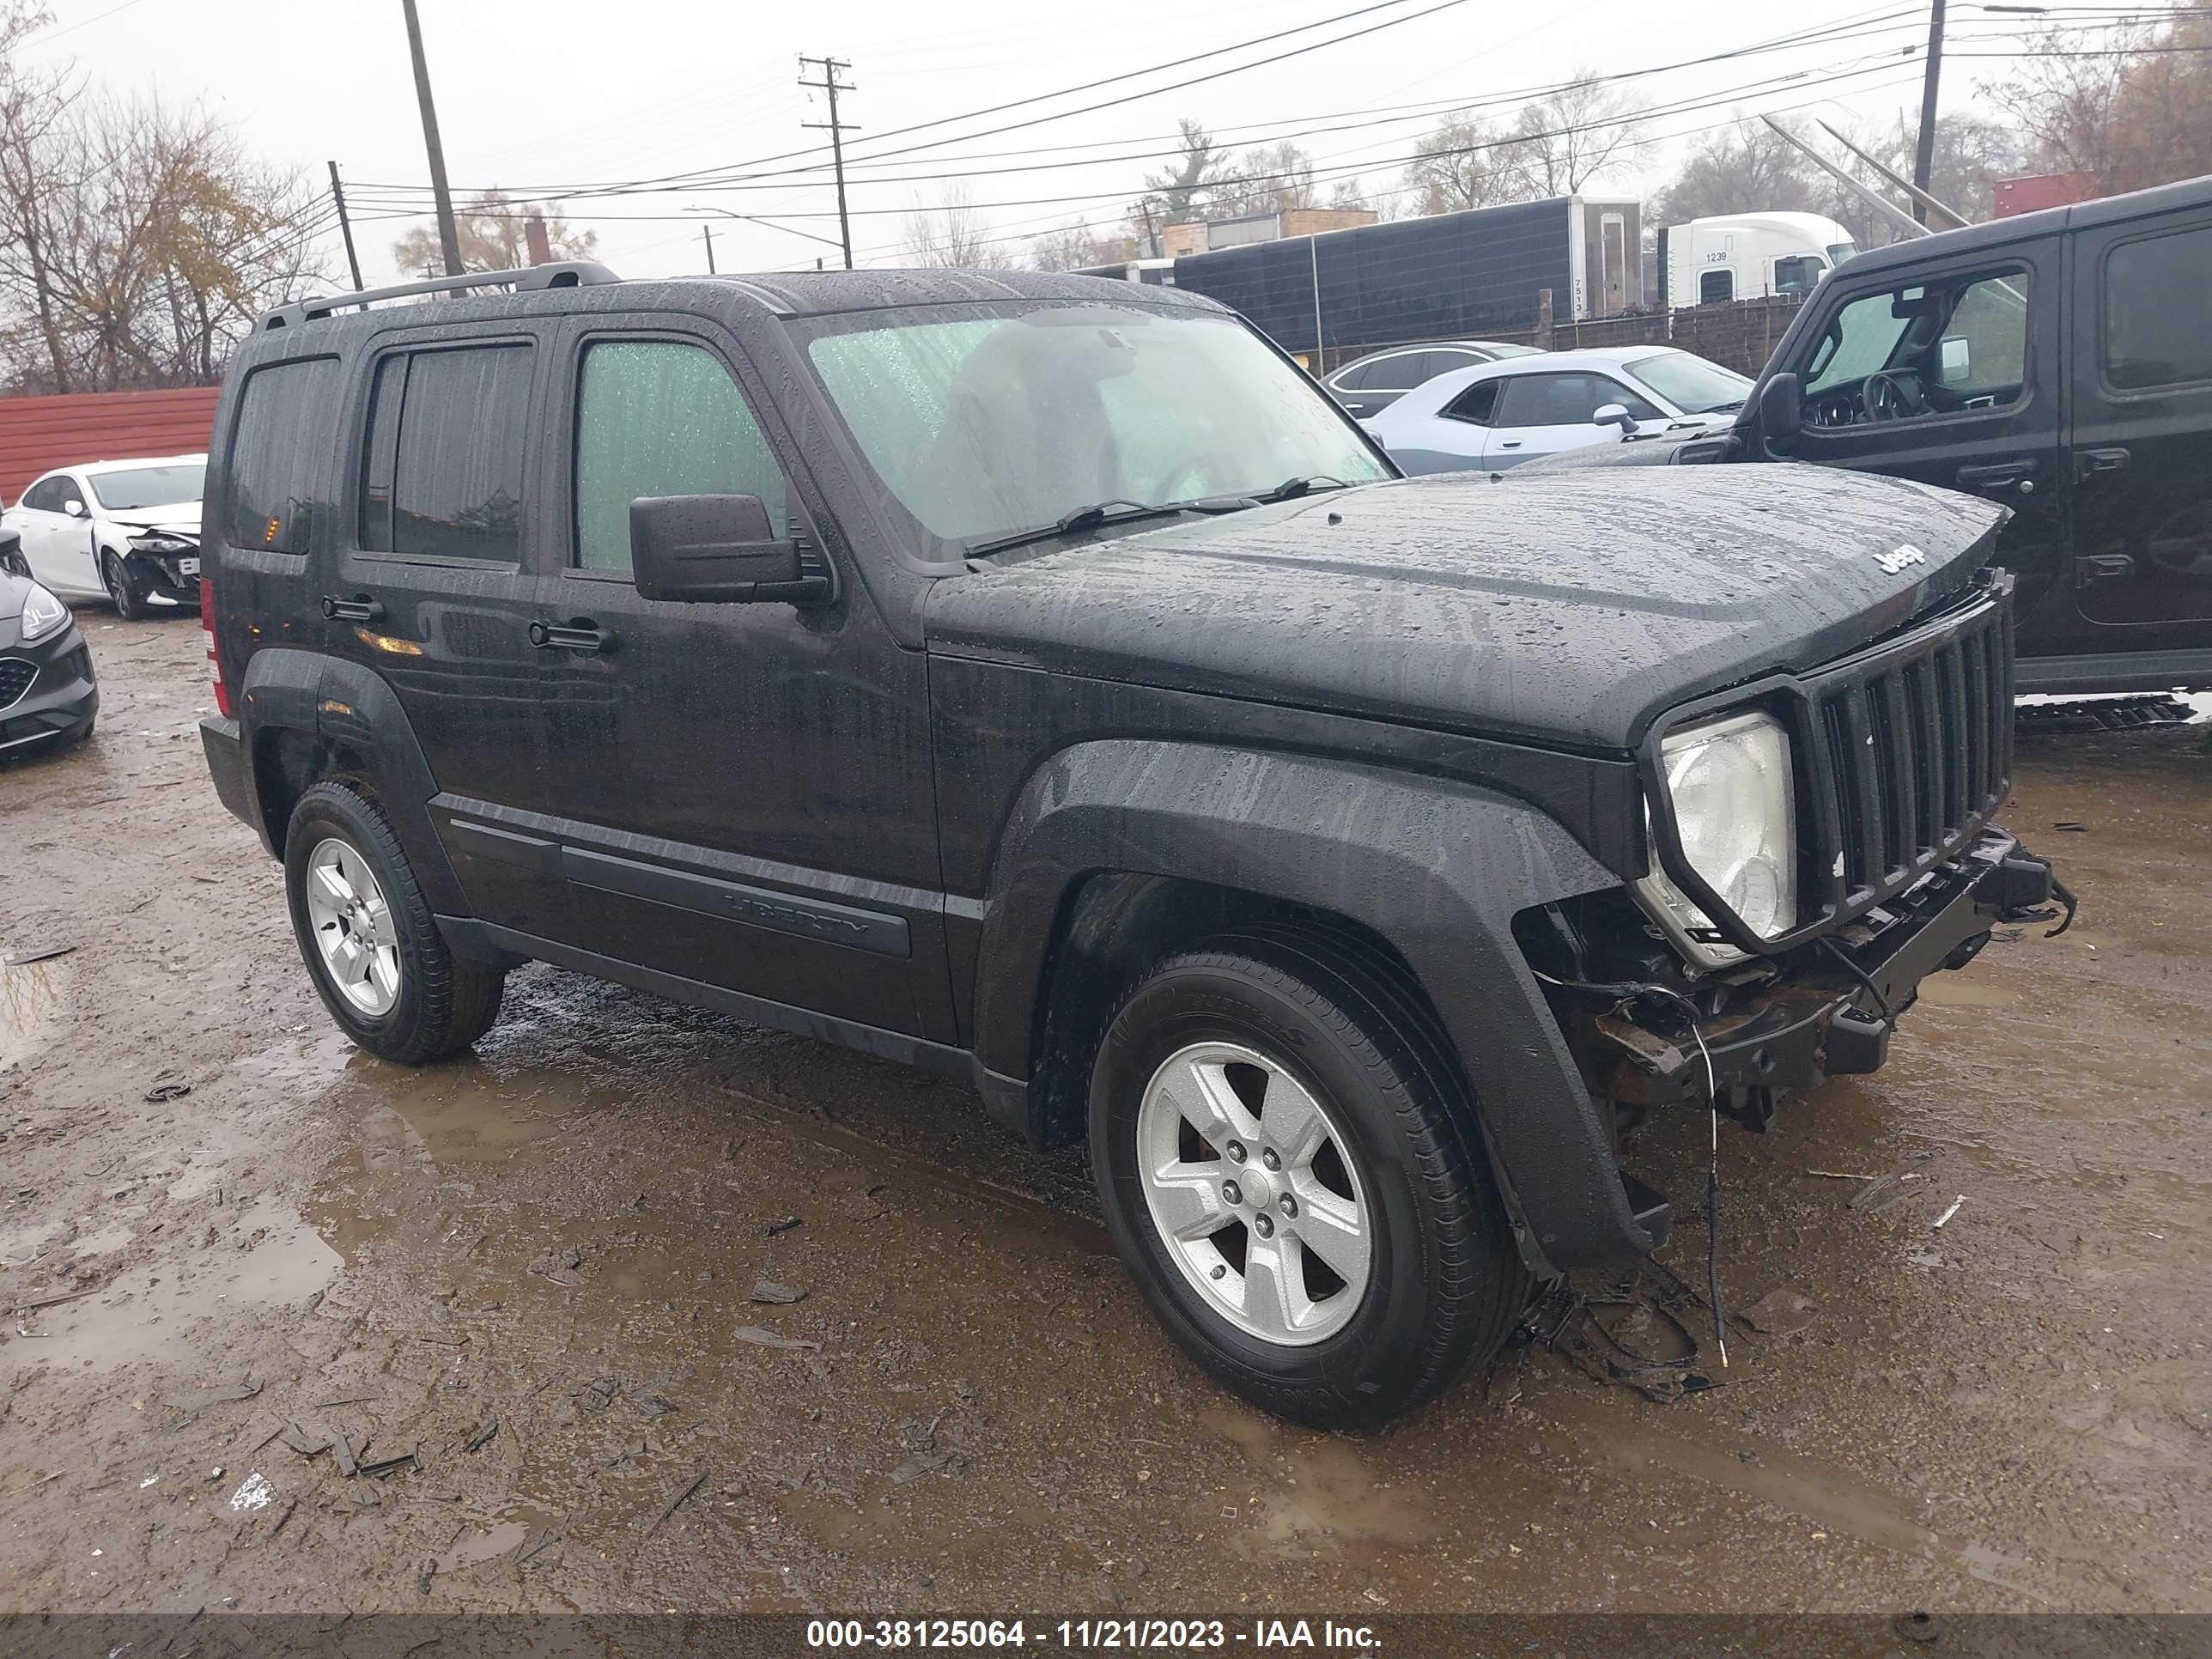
(236, 648, 467, 916)
(969, 740, 1657, 1272)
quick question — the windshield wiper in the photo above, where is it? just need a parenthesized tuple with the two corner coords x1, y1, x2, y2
(1699, 400, 1747, 415)
(967, 495, 1254, 559)
(1255, 474, 1349, 502)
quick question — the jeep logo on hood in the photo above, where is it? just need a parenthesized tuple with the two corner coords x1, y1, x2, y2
(1875, 543, 1929, 575)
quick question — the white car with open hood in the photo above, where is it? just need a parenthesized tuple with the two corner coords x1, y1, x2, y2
(1, 453, 207, 620)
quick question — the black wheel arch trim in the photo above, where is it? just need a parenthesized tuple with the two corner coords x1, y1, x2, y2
(228, 647, 469, 917)
(969, 738, 1656, 1273)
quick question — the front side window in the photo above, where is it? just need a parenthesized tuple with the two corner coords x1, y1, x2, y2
(1495, 372, 1660, 428)
(802, 303, 1388, 549)
(89, 464, 204, 514)
(1804, 270, 2031, 420)
(361, 344, 533, 562)
(2104, 223, 2212, 391)
(573, 341, 788, 574)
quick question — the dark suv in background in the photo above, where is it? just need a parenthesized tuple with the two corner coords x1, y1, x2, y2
(199, 264, 2060, 1429)
(1522, 174, 2212, 695)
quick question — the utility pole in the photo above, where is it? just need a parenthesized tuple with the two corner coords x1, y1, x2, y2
(1911, 0, 1947, 226)
(798, 55, 856, 270)
(702, 222, 716, 274)
(1139, 198, 1161, 259)
(327, 161, 364, 290)
(399, 0, 465, 277)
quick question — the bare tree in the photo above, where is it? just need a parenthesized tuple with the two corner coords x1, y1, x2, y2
(1210, 141, 1320, 217)
(0, 13, 327, 393)
(1029, 221, 1138, 272)
(1987, 12, 2212, 194)
(1402, 111, 1523, 214)
(390, 189, 598, 276)
(1142, 118, 1232, 226)
(1650, 120, 1826, 224)
(1496, 73, 1647, 198)
(902, 185, 1018, 270)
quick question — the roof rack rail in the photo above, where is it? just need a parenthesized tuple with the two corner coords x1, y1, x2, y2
(257, 260, 621, 331)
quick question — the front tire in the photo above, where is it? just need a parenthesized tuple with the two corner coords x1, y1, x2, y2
(284, 781, 504, 1064)
(1090, 931, 1530, 1430)
(101, 550, 148, 621)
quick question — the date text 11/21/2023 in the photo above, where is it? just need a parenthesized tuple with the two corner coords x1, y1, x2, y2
(804, 1620, 1383, 1650)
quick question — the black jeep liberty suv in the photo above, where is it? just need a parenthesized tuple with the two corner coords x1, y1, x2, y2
(199, 264, 2062, 1429)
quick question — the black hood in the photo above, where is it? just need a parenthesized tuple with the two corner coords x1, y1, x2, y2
(922, 465, 2007, 750)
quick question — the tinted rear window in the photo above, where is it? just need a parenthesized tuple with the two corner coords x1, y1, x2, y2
(362, 344, 533, 562)
(225, 356, 341, 550)
(2105, 224, 2212, 391)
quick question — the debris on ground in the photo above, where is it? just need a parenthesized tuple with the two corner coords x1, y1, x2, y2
(527, 1244, 584, 1287)
(574, 1376, 622, 1414)
(1520, 1267, 1730, 1404)
(763, 1217, 805, 1238)
(733, 1326, 821, 1352)
(358, 1447, 421, 1479)
(164, 1381, 262, 1413)
(749, 1279, 806, 1304)
(1737, 1289, 1817, 1335)
(143, 1081, 192, 1103)
(1932, 1196, 1966, 1230)
(2, 945, 76, 967)
(1848, 1171, 1926, 1213)
(640, 1469, 708, 1537)
(227, 1472, 273, 1512)
(463, 1416, 499, 1453)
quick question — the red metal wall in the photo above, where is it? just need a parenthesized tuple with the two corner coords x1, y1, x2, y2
(0, 386, 222, 507)
(1992, 173, 2100, 218)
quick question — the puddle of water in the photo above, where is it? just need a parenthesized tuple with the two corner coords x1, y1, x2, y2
(18, 1202, 340, 1370)
(1206, 1407, 1436, 1559)
(0, 957, 67, 1069)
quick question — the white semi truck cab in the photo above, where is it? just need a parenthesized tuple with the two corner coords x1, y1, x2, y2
(1658, 211, 1857, 306)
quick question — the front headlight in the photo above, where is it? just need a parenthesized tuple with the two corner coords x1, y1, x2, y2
(127, 533, 193, 555)
(1640, 708, 1797, 962)
(19, 581, 70, 645)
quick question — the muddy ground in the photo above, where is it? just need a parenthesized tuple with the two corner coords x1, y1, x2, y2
(2, 610, 2208, 1621)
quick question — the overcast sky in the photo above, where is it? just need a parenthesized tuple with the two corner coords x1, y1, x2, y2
(19, 0, 2049, 284)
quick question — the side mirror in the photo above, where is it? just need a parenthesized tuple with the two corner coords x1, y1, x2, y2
(629, 495, 828, 605)
(1592, 403, 1636, 433)
(0, 526, 22, 577)
(64, 498, 87, 518)
(1757, 372, 1802, 453)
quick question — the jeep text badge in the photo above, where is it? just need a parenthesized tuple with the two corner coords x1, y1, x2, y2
(1875, 543, 1928, 575)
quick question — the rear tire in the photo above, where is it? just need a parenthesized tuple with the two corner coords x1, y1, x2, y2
(284, 781, 504, 1064)
(1089, 930, 1530, 1430)
(100, 550, 147, 621)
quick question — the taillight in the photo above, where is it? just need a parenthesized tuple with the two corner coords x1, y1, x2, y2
(201, 576, 232, 717)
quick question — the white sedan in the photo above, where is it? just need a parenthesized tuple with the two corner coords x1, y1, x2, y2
(1360, 347, 1752, 475)
(1, 454, 207, 620)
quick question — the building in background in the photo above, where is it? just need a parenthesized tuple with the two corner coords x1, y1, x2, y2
(0, 386, 222, 506)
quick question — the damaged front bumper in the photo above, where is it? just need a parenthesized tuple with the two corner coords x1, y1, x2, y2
(1596, 827, 2059, 1123)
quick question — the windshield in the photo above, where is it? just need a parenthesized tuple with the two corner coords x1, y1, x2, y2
(88, 463, 204, 513)
(1623, 352, 1755, 414)
(802, 303, 1389, 548)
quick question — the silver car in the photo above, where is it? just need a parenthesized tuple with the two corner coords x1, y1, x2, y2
(1360, 347, 1753, 475)
(1322, 340, 1543, 420)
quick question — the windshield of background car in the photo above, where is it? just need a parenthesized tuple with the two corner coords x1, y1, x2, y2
(1622, 353, 1754, 414)
(801, 302, 1389, 549)
(88, 464, 204, 513)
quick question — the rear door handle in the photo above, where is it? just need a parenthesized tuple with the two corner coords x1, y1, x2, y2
(1955, 460, 2035, 489)
(1498, 441, 1523, 449)
(320, 592, 385, 623)
(2074, 447, 2130, 482)
(529, 617, 617, 653)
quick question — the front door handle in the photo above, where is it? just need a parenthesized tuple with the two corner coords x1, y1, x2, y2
(2074, 447, 2130, 482)
(1498, 441, 1523, 449)
(1955, 460, 2035, 490)
(2075, 554, 2135, 586)
(321, 592, 385, 623)
(529, 617, 617, 653)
